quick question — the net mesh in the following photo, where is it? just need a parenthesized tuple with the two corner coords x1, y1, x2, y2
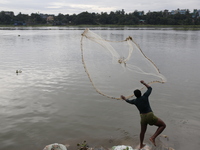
(81, 29, 166, 100)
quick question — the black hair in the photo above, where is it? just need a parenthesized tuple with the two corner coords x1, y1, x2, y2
(134, 89, 141, 98)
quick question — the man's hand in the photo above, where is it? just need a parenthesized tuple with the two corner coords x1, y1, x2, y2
(121, 95, 126, 100)
(140, 80, 150, 88)
(140, 80, 144, 84)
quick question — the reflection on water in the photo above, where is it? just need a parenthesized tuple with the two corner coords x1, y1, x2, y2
(0, 26, 178, 31)
(0, 27, 200, 150)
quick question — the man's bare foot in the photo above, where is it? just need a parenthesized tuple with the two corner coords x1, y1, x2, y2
(149, 138, 156, 146)
(140, 143, 145, 149)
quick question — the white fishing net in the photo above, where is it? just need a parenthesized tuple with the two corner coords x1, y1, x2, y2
(81, 29, 166, 100)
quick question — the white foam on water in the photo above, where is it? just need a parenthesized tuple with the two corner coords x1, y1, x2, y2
(43, 143, 67, 150)
(113, 143, 152, 150)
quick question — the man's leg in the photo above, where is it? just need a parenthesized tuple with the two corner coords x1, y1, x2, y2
(140, 123, 147, 149)
(149, 118, 166, 146)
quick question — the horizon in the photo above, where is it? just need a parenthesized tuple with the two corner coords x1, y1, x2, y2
(0, 0, 199, 16)
(1, 8, 199, 16)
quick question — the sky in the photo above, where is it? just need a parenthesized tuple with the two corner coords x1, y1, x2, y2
(0, 0, 200, 15)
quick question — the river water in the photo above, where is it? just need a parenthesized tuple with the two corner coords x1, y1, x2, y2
(0, 27, 200, 150)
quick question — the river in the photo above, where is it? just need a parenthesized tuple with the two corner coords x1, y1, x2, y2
(0, 27, 200, 150)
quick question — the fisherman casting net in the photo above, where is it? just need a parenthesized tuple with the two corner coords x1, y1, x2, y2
(81, 29, 166, 100)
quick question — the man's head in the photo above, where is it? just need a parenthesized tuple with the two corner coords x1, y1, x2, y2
(134, 89, 141, 98)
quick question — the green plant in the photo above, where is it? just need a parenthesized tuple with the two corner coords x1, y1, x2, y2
(77, 141, 89, 150)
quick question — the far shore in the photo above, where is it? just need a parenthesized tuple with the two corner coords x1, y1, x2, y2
(1, 24, 200, 30)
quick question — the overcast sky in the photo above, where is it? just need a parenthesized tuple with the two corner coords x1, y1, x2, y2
(0, 0, 199, 15)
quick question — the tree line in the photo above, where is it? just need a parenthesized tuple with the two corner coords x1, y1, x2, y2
(0, 9, 200, 25)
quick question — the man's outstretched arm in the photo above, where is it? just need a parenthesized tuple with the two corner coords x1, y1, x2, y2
(121, 95, 126, 100)
(141, 80, 152, 97)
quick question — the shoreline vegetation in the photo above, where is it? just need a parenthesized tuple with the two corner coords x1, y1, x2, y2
(1, 25, 200, 30)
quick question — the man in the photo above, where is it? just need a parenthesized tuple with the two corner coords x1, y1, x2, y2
(121, 80, 166, 149)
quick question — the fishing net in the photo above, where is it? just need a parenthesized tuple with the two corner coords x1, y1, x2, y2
(81, 29, 166, 100)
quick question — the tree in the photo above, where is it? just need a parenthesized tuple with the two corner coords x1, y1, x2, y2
(30, 13, 46, 24)
(75, 12, 95, 25)
(97, 12, 106, 24)
(0, 9, 200, 25)
(14, 12, 29, 24)
(0, 11, 13, 25)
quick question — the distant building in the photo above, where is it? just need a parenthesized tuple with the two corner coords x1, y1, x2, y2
(193, 9, 200, 18)
(4, 11, 14, 16)
(179, 9, 187, 14)
(139, 19, 145, 24)
(47, 16, 54, 22)
(197, 10, 200, 17)
(39, 14, 49, 19)
(39, 13, 54, 23)
(138, 11, 144, 16)
(192, 9, 197, 18)
(170, 10, 177, 15)
(170, 9, 187, 15)
(14, 21, 26, 26)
